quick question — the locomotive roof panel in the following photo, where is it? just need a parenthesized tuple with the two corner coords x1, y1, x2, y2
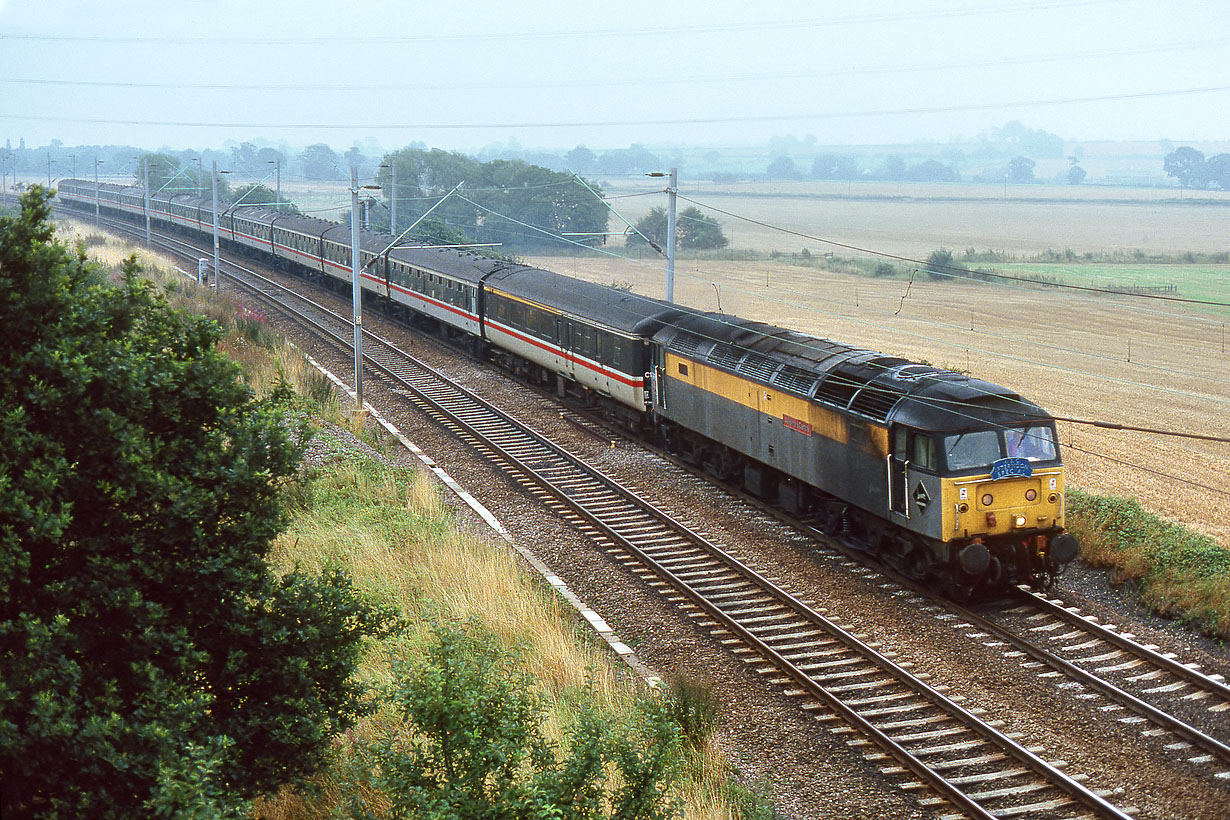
(485, 265, 670, 333)
(889, 375, 1051, 432)
(653, 311, 889, 377)
(653, 309, 1051, 430)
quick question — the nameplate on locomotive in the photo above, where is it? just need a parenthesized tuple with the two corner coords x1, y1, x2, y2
(991, 457, 1032, 480)
(782, 415, 812, 436)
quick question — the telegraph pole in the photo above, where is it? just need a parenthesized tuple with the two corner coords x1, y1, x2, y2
(142, 157, 152, 249)
(211, 160, 221, 289)
(350, 167, 365, 415)
(665, 167, 677, 303)
(390, 160, 397, 234)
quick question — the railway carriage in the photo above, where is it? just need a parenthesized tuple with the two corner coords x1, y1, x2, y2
(271, 215, 332, 275)
(381, 245, 489, 338)
(480, 265, 663, 419)
(116, 186, 145, 218)
(169, 195, 207, 231)
(229, 207, 280, 256)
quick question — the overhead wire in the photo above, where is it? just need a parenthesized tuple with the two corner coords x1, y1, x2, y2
(4, 36, 1224, 92)
(7, 85, 1228, 131)
(0, 1, 1132, 45)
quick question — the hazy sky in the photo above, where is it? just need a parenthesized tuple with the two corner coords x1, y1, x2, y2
(1, 0, 1226, 154)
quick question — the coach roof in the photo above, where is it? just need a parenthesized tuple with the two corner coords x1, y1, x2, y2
(484, 264, 669, 333)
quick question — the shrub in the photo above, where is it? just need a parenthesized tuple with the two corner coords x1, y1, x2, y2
(346, 620, 682, 820)
(1067, 490, 1230, 638)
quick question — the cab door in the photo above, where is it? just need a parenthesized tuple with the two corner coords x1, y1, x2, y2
(891, 426, 943, 533)
(890, 426, 910, 517)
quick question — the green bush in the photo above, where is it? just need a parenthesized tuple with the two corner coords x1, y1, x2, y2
(346, 620, 682, 820)
(1067, 490, 1230, 638)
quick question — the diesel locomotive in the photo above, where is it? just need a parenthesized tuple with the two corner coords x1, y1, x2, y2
(55, 178, 1078, 598)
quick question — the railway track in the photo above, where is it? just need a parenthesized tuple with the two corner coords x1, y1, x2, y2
(70, 209, 1221, 817)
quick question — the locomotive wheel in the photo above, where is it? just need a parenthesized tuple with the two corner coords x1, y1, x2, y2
(900, 545, 929, 582)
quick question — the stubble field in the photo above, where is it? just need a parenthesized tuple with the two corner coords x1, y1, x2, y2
(601, 179, 1230, 258)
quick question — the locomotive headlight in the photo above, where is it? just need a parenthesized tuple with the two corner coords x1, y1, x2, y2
(1013, 514, 1027, 528)
(1025, 489, 1037, 502)
(1048, 493, 1059, 503)
(981, 493, 994, 506)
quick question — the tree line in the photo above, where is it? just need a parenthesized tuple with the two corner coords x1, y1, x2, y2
(1162, 146, 1230, 190)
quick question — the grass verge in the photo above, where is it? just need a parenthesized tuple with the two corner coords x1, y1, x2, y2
(259, 445, 777, 819)
(1068, 489, 1230, 640)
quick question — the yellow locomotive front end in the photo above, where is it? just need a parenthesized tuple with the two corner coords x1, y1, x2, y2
(934, 424, 1079, 593)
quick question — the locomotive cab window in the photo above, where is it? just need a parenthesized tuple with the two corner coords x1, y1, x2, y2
(912, 434, 937, 471)
(893, 428, 937, 472)
(943, 431, 1001, 472)
(1006, 425, 1058, 462)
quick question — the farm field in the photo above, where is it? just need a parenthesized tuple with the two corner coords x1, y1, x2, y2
(995, 262, 1230, 308)
(525, 250, 1230, 552)
(600, 179, 1230, 259)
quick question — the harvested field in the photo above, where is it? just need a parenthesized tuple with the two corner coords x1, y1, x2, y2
(601, 179, 1230, 258)
(527, 251, 1230, 551)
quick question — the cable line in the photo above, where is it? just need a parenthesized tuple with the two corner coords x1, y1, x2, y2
(5, 35, 1223, 92)
(0, 1, 1129, 45)
(7, 85, 1227, 131)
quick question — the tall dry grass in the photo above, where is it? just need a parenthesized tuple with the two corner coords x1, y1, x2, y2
(266, 450, 761, 819)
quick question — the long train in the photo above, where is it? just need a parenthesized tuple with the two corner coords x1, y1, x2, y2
(55, 178, 1078, 598)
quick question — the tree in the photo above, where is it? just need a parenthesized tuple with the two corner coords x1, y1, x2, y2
(811, 153, 860, 180)
(1066, 164, 1087, 185)
(877, 155, 906, 181)
(1206, 154, 1230, 190)
(231, 182, 299, 213)
(766, 155, 800, 180)
(678, 206, 728, 249)
(0, 188, 396, 818)
(627, 206, 728, 251)
(923, 248, 957, 280)
(229, 142, 259, 169)
(1163, 146, 1208, 188)
(906, 160, 958, 182)
(135, 152, 184, 196)
(597, 144, 660, 175)
(565, 145, 597, 172)
(1007, 155, 1035, 183)
(299, 143, 343, 180)
(373, 149, 608, 251)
